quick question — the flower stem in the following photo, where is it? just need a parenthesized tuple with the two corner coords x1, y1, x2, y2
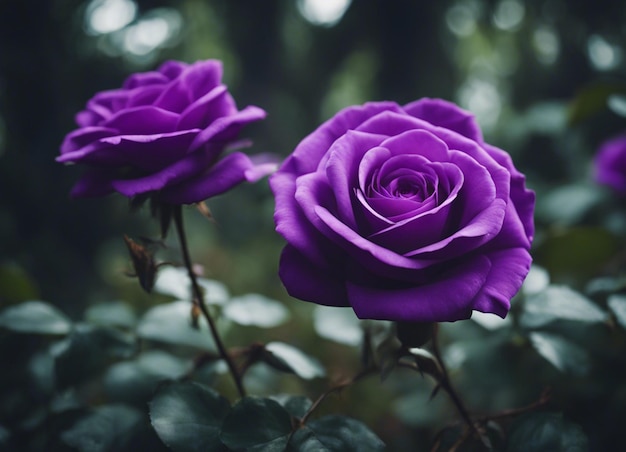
(430, 323, 477, 435)
(172, 206, 246, 398)
(299, 365, 378, 426)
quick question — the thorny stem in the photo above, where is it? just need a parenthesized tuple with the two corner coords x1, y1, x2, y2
(430, 323, 478, 436)
(173, 206, 246, 398)
(477, 387, 552, 422)
(298, 365, 379, 426)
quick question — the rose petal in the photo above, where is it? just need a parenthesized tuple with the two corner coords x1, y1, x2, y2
(110, 145, 218, 197)
(76, 109, 105, 128)
(311, 203, 440, 279)
(325, 131, 386, 229)
(484, 199, 534, 251)
(123, 70, 170, 89)
(244, 153, 280, 181)
(160, 151, 265, 204)
(102, 106, 179, 135)
(357, 111, 512, 202)
(183, 60, 223, 99)
(189, 105, 266, 151)
(279, 102, 402, 176)
(59, 126, 118, 155)
(177, 85, 236, 130)
(57, 130, 200, 172)
(153, 60, 223, 113)
(126, 85, 163, 108)
(448, 149, 503, 225)
(278, 245, 349, 307)
(355, 110, 429, 138)
(472, 248, 532, 317)
(403, 98, 483, 142)
(367, 164, 462, 253)
(347, 255, 491, 322)
(483, 143, 535, 242)
(158, 60, 189, 80)
(382, 129, 451, 161)
(404, 198, 507, 260)
(271, 171, 339, 269)
(69, 169, 117, 198)
(89, 89, 133, 116)
(354, 189, 394, 233)
(368, 156, 455, 216)
(76, 90, 130, 126)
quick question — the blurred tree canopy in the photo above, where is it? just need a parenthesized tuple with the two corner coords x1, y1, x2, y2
(1, 0, 625, 309)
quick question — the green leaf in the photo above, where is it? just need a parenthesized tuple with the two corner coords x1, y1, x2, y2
(506, 412, 589, 451)
(0, 300, 71, 335)
(220, 397, 292, 451)
(522, 265, 550, 296)
(290, 415, 385, 451)
(28, 350, 56, 397)
(471, 311, 511, 330)
(270, 394, 313, 418)
(61, 404, 143, 452)
(137, 300, 216, 350)
(392, 383, 451, 427)
(52, 323, 136, 388)
(607, 93, 626, 117)
(536, 227, 619, 282)
(153, 266, 229, 305)
(85, 301, 136, 329)
(522, 102, 567, 135)
(528, 332, 590, 376)
(537, 184, 603, 226)
(567, 81, 626, 123)
(0, 262, 39, 302)
(223, 293, 290, 327)
(607, 294, 626, 329)
(263, 342, 326, 379)
(313, 306, 362, 346)
(521, 285, 607, 329)
(104, 351, 192, 404)
(150, 381, 230, 452)
(586, 276, 626, 296)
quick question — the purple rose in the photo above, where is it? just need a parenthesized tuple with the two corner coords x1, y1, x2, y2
(594, 133, 626, 195)
(271, 99, 535, 322)
(57, 59, 275, 204)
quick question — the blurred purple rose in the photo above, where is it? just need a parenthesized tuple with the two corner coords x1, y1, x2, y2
(271, 99, 535, 322)
(57, 59, 275, 204)
(595, 133, 626, 195)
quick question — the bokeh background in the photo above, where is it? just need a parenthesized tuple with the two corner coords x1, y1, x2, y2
(1, 0, 626, 450)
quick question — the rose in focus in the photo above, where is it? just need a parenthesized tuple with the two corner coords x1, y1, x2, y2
(57, 59, 275, 204)
(595, 133, 626, 195)
(271, 99, 535, 322)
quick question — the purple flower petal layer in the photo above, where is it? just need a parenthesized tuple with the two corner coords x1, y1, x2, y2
(594, 133, 626, 195)
(271, 98, 535, 323)
(58, 59, 269, 205)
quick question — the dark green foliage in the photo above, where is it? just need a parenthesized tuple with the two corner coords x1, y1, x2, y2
(53, 324, 136, 389)
(220, 397, 293, 451)
(290, 416, 385, 452)
(270, 394, 312, 419)
(0, 301, 71, 335)
(61, 404, 143, 452)
(150, 382, 230, 452)
(568, 82, 626, 124)
(506, 413, 589, 452)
